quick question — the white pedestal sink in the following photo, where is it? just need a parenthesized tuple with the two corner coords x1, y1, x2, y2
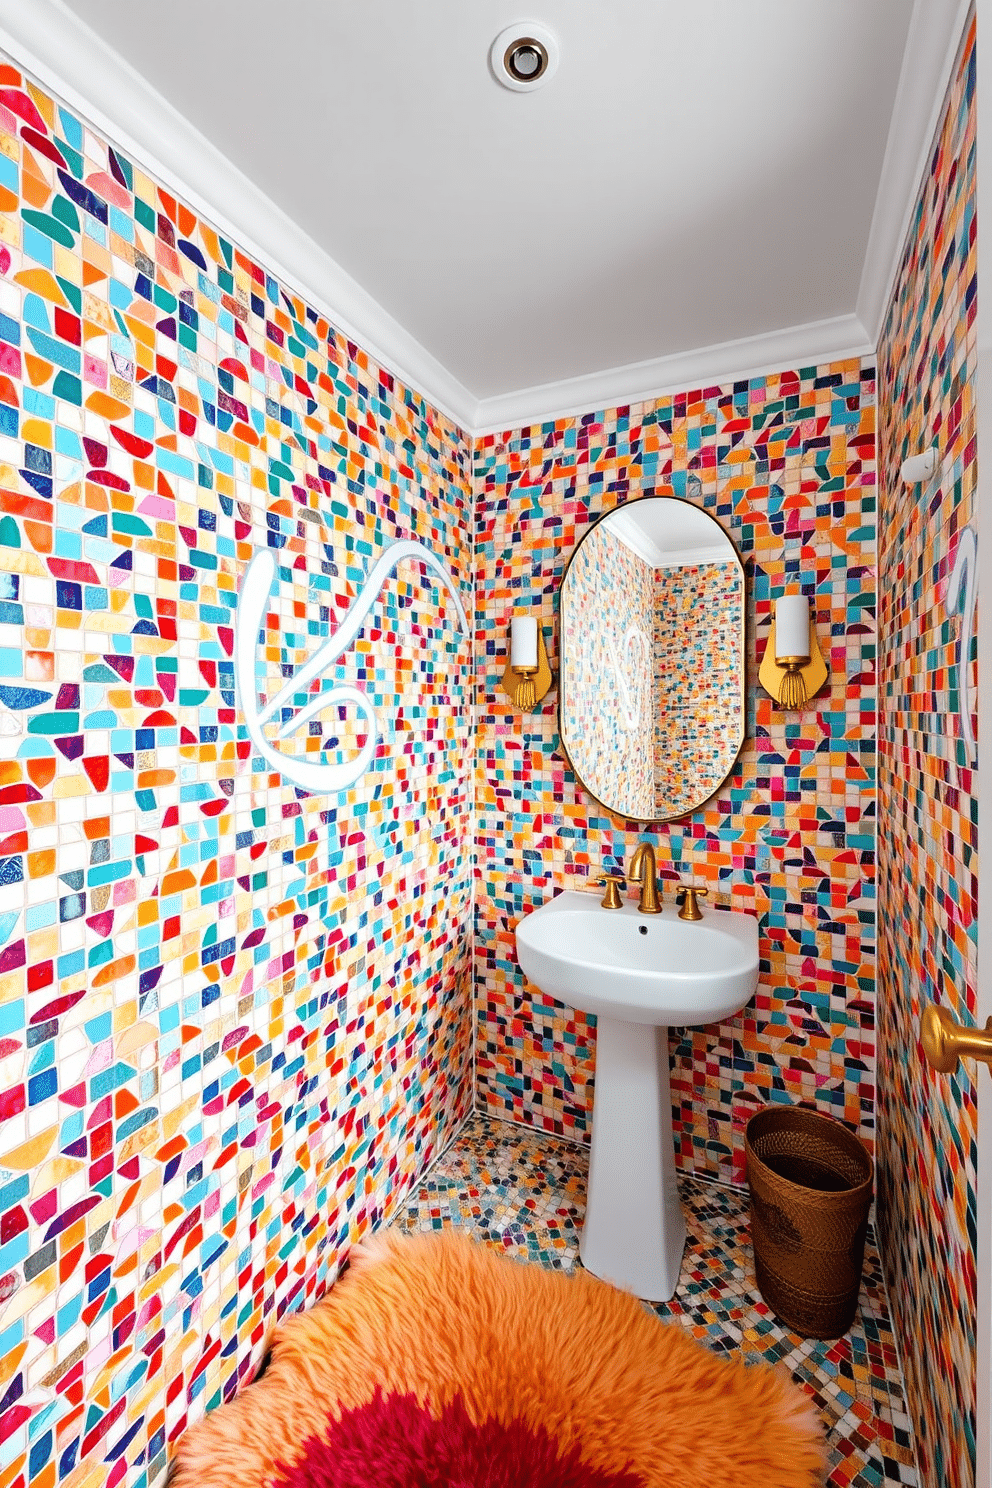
(515, 890, 759, 1302)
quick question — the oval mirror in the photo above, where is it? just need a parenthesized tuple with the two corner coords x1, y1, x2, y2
(559, 496, 745, 823)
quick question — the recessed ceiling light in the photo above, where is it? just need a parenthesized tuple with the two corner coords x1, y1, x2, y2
(490, 23, 559, 92)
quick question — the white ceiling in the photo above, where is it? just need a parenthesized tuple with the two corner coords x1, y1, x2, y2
(0, 1, 969, 429)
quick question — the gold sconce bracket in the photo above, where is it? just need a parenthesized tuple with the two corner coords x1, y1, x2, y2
(501, 625, 554, 711)
(758, 617, 829, 710)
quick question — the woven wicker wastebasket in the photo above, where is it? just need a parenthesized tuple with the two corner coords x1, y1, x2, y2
(745, 1106, 873, 1340)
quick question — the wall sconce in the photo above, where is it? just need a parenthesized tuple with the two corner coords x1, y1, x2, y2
(501, 612, 553, 711)
(758, 592, 828, 710)
(901, 447, 937, 484)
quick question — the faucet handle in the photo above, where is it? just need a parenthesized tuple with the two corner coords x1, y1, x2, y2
(677, 886, 708, 921)
(597, 873, 627, 910)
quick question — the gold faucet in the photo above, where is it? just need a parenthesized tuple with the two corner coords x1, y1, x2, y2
(627, 843, 662, 914)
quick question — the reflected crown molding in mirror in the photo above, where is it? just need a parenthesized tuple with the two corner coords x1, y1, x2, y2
(558, 494, 746, 825)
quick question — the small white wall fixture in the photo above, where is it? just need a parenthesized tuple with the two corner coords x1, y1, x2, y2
(235, 540, 469, 793)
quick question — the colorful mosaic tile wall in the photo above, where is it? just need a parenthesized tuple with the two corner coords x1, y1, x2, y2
(559, 519, 656, 820)
(474, 360, 877, 1183)
(876, 18, 977, 1488)
(653, 560, 743, 818)
(0, 56, 475, 1488)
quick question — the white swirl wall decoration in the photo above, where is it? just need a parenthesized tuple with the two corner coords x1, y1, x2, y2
(235, 539, 469, 793)
(946, 524, 977, 766)
(605, 624, 652, 733)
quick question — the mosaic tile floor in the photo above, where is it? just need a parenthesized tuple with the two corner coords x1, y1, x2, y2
(395, 1112, 919, 1488)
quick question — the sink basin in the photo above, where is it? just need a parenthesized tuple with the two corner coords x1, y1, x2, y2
(515, 890, 759, 1303)
(515, 890, 759, 1025)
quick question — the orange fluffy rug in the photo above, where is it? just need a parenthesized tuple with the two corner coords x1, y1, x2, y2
(172, 1230, 826, 1488)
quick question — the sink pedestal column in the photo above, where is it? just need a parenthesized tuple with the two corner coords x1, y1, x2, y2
(579, 1015, 686, 1302)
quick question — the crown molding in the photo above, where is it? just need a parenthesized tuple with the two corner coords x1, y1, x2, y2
(857, 0, 974, 346)
(0, 0, 948, 443)
(472, 314, 874, 437)
(0, 0, 479, 433)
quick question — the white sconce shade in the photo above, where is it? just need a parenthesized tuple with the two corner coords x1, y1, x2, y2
(510, 614, 538, 669)
(900, 448, 938, 485)
(775, 595, 811, 664)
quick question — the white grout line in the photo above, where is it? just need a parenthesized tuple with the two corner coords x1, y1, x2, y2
(385, 1105, 478, 1227)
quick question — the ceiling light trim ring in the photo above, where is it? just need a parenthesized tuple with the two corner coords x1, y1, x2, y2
(490, 23, 559, 92)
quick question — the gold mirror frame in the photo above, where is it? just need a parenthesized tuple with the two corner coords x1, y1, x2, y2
(557, 494, 747, 826)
